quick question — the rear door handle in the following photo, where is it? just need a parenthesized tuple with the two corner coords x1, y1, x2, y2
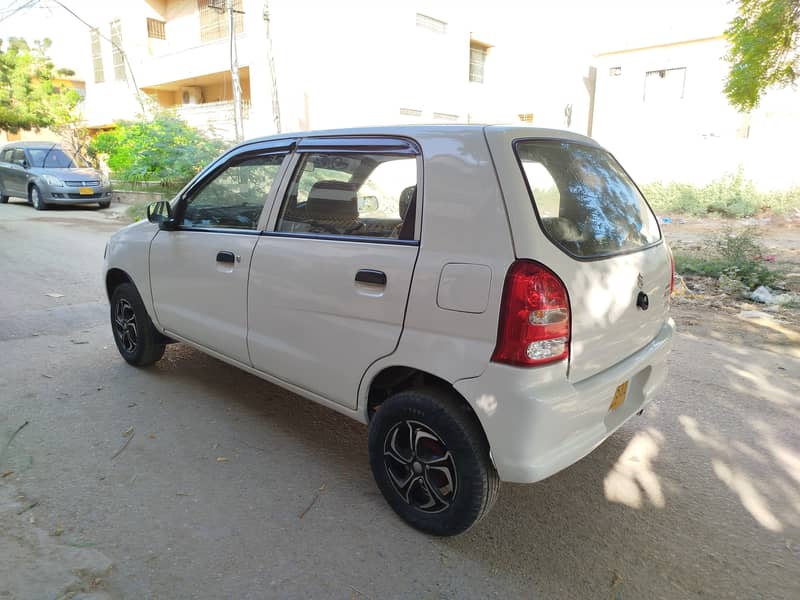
(355, 269, 386, 285)
(216, 251, 236, 264)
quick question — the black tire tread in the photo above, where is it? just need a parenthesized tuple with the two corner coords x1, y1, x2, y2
(368, 387, 499, 536)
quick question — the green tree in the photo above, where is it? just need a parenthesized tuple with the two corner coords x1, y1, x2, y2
(724, 0, 800, 111)
(91, 112, 227, 186)
(0, 37, 80, 132)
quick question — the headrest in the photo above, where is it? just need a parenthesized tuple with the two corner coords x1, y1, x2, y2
(398, 185, 416, 218)
(307, 180, 358, 219)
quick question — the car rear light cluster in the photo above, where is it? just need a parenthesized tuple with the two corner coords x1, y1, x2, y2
(492, 260, 571, 367)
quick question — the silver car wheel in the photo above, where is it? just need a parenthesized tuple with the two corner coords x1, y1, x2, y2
(383, 419, 458, 514)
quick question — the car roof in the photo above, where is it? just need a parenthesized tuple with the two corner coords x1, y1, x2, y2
(239, 124, 599, 149)
(2, 141, 61, 148)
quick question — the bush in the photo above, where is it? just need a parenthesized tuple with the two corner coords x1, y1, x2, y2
(674, 227, 781, 290)
(90, 112, 227, 187)
(641, 169, 800, 218)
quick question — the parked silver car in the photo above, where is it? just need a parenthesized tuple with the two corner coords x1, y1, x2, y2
(0, 141, 112, 210)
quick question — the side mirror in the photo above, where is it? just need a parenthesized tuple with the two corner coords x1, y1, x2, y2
(21, 160, 29, 169)
(358, 195, 379, 213)
(146, 201, 176, 229)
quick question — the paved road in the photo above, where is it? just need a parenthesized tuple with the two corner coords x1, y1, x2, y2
(1, 202, 798, 599)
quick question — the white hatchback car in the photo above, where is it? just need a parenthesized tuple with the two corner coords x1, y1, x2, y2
(104, 125, 674, 536)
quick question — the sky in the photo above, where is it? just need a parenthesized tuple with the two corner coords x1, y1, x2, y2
(0, 0, 737, 82)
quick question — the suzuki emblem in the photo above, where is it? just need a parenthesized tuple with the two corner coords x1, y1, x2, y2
(637, 273, 644, 289)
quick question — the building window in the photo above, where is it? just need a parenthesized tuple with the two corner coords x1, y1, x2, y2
(90, 28, 104, 83)
(399, 108, 422, 117)
(469, 41, 489, 83)
(110, 19, 126, 81)
(198, 0, 244, 44)
(643, 67, 686, 102)
(609, 66, 622, 76)
(433, 112, 458, 122)
(518, 113, 534, 123)
(416, 13, 446, 34)
(147, 18, 166, 40)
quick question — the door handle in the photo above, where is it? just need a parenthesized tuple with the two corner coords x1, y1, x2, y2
(355, 269, 386, 285)
(216, 251, 236, 264)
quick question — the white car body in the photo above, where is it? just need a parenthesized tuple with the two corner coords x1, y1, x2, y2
(105, 125, 674, 531)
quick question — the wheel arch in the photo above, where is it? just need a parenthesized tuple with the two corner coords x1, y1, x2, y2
(364, 365, 492, 449)
(105, 267, 134, 301)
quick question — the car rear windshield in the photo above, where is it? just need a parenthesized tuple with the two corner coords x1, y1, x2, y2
(515, 140, 661, 258)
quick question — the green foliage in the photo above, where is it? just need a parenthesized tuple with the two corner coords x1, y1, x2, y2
(126, 201, 149, 222)
(0, 37, 80, 132)
(675, 227, 782, 290)
(724, 0, 800, 111)
(641, 170, 800, 218)
(90, 112, 227, 186)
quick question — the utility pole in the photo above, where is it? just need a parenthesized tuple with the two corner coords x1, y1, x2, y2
(263, 0, 281, 133)
(228, 0, 244, 141)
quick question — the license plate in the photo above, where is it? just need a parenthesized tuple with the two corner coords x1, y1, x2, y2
(609, 381, 629, 411)
(79, 187, 93, 195)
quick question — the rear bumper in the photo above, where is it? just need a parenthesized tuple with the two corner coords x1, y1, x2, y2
(455, 318, 675, 483)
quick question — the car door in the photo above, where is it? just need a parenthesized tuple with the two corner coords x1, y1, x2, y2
(5, 148, 28, 197)
(149, 142, 292, 364)
(247, 137, 421, 409)
(0, 148, 14, 196)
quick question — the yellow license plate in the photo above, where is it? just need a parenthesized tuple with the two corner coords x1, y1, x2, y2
(79, 187, 93, 195)
(609, 381, 629, 411)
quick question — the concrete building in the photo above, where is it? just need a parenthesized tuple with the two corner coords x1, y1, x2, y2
(590, 21, 799, 188)
(82, 0, 594, 140)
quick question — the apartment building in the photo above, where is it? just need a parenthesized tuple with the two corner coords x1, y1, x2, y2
(82, 0, 592, 140)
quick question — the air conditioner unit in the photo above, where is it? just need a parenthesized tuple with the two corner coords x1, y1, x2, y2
(180, 86, 203, 105)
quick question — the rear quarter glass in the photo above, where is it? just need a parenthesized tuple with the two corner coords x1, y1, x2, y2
(514, 140, 661, 259)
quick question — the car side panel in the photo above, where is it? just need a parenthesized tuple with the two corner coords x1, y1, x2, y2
(104, 220, 160, 321)
(357, 128, 516, 415)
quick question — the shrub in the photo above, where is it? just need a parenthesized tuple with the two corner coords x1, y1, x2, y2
(674, 227, 781, 290)
(90, 112, 227, 187)
(641, 169, 800, 218)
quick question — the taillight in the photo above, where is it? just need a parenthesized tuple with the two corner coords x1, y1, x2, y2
(491, 260, 570, 367)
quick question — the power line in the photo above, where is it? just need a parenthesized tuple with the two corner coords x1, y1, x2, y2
(0, 0, 39, 24)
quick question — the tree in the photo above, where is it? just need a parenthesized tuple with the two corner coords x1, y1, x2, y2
(90, 112, 227, 186)
(724, 0, 800, 111)
(0, 37, 80, 132)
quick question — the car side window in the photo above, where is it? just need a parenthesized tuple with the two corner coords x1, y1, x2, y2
(12, 149, 26, 166)
(0, 148, 13, 163)
(182, 152, 286, 231)
(275, 152, 417, 240)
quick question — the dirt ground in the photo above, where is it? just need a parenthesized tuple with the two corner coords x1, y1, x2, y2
(661, 213, 800, 351)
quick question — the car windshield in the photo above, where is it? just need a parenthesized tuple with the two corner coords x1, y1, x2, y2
(27, 147, 89, 169)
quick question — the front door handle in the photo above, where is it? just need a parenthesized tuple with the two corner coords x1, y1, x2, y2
(355, 269, 386, 285)
(216, 251, 236, 264)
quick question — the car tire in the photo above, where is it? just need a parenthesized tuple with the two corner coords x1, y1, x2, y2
(30, 185, 47, 210)
(110, 282, 166, 367)
(0, 182, 8, 203)
(368, 388, 500, 536)
(98, 201, 111, 209)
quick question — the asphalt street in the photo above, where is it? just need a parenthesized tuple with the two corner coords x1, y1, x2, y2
(1, 201, 798, 599)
